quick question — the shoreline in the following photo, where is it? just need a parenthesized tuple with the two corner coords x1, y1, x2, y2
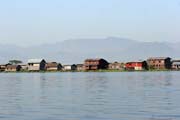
(1, 70, 179, 73)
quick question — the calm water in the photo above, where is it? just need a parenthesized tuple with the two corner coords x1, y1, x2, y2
(0, 72, 180, 120)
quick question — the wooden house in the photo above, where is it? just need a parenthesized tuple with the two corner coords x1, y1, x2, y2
(5, 65, 21, 72)
(20, 64, 28, 71)
(28, 59, 46, 71)
(63, 64, 77, 71)
(46, 62, 62, 71)
(108, 62, 125, 70)
(125, 61, 148, 71)
(172, 60, 180, 70)
(147, 57, 172, 70)
(84, 58, 109, 70)
(0, 64, 9, 71)
(76, 64, 85, 71)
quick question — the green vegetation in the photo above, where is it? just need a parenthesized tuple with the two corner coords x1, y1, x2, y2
(83, 69, 126, 72)
(1, 69, 177, 73)
(9, 60, 23, 65)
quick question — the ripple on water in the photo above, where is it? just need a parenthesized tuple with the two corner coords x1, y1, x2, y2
(0, 72, 179, 120)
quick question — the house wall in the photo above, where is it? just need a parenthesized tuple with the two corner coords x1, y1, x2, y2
(172, 63, 180, 70)
(148, 60, 165, 69)
(21, 66, 28, 71)
(84, 59, 109, 70)
(28, 64, 40, 71)
(109, 65, 119, 69)
(134, 67, 143, 70)
(40, 61, 46, 70)
(28, 61, 46, 71)
(63, 65, 77, 71)
(172, 64, 180, 69)
(46, 67, 58, 71)
(77, 66, 84, 71)
(5, 66, 21, 72)
(0, 65, 6, 71)
(125, 62, 147, 71)
(63, 66, 72, 71)
(108, 63, 124, 70)
(147, 58, 171, 70)
(5, 68, 17, 72)
(85, 65, 98, 70)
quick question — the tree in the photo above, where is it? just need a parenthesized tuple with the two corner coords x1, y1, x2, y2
(9, 60, 23, 65)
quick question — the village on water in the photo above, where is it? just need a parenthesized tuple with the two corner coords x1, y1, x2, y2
(0, 57, 180, 72)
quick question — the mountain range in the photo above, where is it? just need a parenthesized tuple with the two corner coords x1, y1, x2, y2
(0, 37, 179, 64)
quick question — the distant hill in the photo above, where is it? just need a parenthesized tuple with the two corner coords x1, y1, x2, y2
(0, 37, 179, 64)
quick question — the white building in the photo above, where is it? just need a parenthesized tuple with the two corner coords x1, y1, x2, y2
(28, 59, 46, 71)
(63, 64, 77, 71)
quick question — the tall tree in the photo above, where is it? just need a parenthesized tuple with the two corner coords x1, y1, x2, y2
(9, 60, 23, 65)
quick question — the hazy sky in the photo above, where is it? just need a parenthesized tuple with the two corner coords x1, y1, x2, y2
(0, 0, 180, 46)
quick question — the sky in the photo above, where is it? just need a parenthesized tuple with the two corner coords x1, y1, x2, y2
(0, 0, 180, 46)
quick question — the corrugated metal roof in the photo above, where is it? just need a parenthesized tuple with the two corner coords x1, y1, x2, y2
(85, 58, 105, 62)
(6, 65, 20, 69)
(85, 58, 101, 61)
(109, 62, 122, 65)
(63, 65, 72, 67)
(172, 60, 180, 62)
(46, 62, 59, 67)
(76, 64, 84, 67)
(147, 57, 170, 60)
(27, 59, 45, 63)
(173, 62, 180, 65)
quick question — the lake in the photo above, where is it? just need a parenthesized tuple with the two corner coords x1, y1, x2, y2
(0, 72, 180, 120)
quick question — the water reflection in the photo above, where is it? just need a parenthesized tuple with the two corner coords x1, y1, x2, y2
(82, 73, 110, 119)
